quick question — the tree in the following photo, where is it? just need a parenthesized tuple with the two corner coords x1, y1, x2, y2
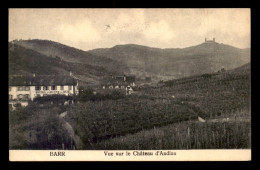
(77, 87, 93, 101)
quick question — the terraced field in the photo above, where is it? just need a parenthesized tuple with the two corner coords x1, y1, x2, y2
(65, 64, 250, 149)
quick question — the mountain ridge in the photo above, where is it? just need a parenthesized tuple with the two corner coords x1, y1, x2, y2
(12, 39, 130, 75)
(8, 42, 124, 86)
(9, 39, 250, 84)
(88, 41, 250, 81)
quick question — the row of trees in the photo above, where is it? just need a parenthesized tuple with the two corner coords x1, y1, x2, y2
(77, 87, 125, 102)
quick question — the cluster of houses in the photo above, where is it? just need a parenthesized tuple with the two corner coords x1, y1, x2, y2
(101, 75, 136, 95)
(9, 73, 79, 110)
(8, 72, 138, 110)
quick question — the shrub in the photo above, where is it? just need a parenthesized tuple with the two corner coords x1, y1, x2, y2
(9, 105, 72, 149)
(13, 103, 22, 108)
(77, 87, 125, 102)
(33, 95, 74, 104)
(77, 87, 93, 101)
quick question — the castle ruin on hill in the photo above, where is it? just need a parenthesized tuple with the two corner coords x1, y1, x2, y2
(205, 38, 215, 43)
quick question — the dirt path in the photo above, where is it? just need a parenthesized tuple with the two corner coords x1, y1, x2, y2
(59, 111, 84, 149)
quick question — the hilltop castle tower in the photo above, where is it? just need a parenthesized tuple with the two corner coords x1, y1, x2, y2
(205, 38, 215, 43)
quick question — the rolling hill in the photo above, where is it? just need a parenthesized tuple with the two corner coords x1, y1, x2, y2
(9, 39, 250, 85)
(88, 41, 250, 81)
(8, 43, 126, 86)
(11, 39, 130, 76)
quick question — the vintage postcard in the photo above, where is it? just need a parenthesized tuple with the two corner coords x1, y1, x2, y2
(8, 8, 251, 161)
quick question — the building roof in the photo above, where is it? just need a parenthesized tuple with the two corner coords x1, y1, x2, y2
(102, 75, 136, 84)
(9, 75, 77, 86)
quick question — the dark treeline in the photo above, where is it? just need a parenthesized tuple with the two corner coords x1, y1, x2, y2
(77, 87, 125, 102)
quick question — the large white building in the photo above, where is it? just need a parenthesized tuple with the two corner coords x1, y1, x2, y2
(9, 74, 79, 109)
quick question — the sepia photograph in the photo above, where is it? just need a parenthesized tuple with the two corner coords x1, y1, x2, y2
(8, 8, 251, 161)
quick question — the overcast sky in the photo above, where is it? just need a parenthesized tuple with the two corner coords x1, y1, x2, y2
(9, 8, 250, 51)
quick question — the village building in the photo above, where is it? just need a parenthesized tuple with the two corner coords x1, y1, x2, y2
(101, 75, 136, 89)
(9, 74, 79, 110)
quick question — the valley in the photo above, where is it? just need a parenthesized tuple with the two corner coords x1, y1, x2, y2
(8, 39, 251, 150)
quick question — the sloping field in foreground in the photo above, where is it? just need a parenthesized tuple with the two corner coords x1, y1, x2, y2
(93, 111, 250, 150)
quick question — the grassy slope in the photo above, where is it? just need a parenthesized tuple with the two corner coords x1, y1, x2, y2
(66, 63, 250, 149)
(91, 64, 251, 149)
(142, 63, 250, 115)
(93, 117, 251, 149)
